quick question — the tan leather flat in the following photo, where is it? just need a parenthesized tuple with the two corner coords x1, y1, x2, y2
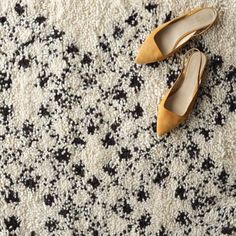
(135, 7, 217, 64)
(157, 48, 207, 136)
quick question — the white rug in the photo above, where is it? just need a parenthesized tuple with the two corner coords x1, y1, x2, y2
(0, 0, 235, 235)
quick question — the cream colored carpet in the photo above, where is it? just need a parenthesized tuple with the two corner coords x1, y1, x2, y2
(0, 0, 235, 235)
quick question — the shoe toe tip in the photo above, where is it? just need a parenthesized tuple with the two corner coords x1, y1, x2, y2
(135, 47, 157, 64)
(134, 54, 142, 64)
(156, 112, 176, 136)
(156, 125, 168, 136)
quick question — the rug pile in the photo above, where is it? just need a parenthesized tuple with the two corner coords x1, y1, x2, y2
(0, 0, 235, 235)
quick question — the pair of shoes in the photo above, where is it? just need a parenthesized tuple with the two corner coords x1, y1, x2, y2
(135, 6, 217, 136)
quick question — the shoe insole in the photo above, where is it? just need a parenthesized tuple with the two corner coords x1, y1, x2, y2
(154, 9, 217, 55)
(165, 52, 207, 116)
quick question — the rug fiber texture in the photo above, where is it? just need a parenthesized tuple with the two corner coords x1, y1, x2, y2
(0, 0, 235, 235)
